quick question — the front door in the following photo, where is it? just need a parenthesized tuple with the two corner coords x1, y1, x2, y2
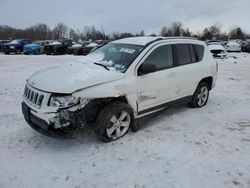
(136, 44, 179, 113)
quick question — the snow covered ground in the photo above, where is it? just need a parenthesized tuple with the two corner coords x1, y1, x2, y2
(0, 53, 250, 188)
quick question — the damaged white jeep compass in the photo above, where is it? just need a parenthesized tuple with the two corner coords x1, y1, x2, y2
(22, 37, 217, 142)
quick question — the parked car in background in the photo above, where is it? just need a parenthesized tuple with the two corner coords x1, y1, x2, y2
(241, 40, 250, 52)
(231, 39, 243, 45)
(66, 41, 89, 55)
(89, 43, 108, 54)
(66, 42, 87, 54)
(22, 37, 217, 142)
(23, 43, 41, 55)
(72, 41, 90, 55)
(208, 43, 227, 58)
(226, 41, 241, 52)
(23, 40, 54, 55)
(81, 42, 98, 55)
(0, 40, 11, 52)
(2, 39, 32, 54)
(44, 39, 73, 55)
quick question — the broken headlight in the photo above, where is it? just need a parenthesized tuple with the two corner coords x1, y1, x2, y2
(49, 95, 80, 108)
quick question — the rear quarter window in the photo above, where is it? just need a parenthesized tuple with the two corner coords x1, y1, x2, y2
(193, 44, 205, 62)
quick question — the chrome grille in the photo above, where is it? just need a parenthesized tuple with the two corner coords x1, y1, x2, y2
(23, 85, 44, 108)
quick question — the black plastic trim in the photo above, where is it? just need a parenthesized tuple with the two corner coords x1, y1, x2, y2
(138, 96, 192, 115)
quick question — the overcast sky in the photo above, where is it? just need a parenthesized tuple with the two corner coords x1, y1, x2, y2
(0, 0, 249, 34)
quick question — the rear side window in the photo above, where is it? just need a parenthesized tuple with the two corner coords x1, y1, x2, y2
(193, 44, 204, 62)
(173, 44, 192, 66)
(173, 43, 205, 66)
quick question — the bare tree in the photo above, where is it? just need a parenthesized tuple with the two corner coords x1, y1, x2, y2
(1, 22, 250, 42)
(209, 23, 222, 39)
(160, 26, 168, 36)
(160, 22, 184, 37)
(229, 26, 245, 40)
(160, 26, 173, 36)
(83, 25, 105, 40)
(69, 28, 80, 41)
(101, 26, 107, 40)
(111, 32, 134, 40)
(201, 28, 213, 40)
(149, 33, 157, 37)
(183, 28, 191, 37)
(26, 23, 52, 40)
(140, 30, 145, 36)
(53, 23, 69, 39)
(135, 30, 145, 37)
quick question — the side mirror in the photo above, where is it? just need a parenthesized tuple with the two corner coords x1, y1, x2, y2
(138, 63, 157, 75)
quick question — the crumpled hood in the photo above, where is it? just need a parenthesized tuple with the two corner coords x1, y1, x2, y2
(28, 61, 124, 94)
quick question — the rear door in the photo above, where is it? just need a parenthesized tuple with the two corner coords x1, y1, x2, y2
(172, 43, 205, 97)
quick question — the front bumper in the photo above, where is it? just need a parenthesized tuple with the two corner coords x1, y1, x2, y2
(3, 47, 17, 53)
(22, 102, 86, 138)
(45, 46, 64, 55)
(23, 48, 36, 54)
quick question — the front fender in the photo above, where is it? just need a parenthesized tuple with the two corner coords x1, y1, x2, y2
(72, 77, 137, 111)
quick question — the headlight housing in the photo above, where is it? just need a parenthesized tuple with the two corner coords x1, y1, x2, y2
(49, 95, 80, 108)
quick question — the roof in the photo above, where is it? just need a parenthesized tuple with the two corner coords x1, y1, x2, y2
(112, 37, 162, 46)
(112, 36, 198, 46)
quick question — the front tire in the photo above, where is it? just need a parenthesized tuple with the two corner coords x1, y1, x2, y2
(16, 49, 21, 54)
(189, 82, 209, 108)
(95, 101, 134, 142)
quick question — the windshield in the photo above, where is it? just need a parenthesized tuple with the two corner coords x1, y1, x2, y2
(33, 41, 41, 45)
(87, 43, 144, 72)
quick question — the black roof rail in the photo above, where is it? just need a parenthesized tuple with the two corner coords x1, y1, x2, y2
(144, 37, 164, 47)
(144, 36, 199, 47)
(162, 36, 198, 40)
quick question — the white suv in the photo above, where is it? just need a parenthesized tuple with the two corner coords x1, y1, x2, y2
(22, 37, 217, 142)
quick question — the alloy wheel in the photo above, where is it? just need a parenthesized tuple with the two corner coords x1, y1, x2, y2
(106, 111, 131, 140)
(197, 86, 208, 106)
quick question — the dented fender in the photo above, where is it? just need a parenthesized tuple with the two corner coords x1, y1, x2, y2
(72, 77, 138, 111)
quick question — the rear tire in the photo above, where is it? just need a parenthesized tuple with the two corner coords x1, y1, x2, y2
(189, 82, 209, 108)
(95, 101, 134, 142)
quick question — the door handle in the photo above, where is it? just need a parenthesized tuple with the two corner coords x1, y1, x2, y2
(168, 72, 177, 77)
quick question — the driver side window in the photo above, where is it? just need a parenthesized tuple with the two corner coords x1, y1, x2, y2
(140, 45, 173, 74)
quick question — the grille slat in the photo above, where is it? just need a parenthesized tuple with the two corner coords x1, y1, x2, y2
(23, 84, 44, 108)
(34, 93, 38, 104)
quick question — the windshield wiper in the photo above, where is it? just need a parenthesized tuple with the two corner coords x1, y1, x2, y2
(94, 62, 110, 71)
